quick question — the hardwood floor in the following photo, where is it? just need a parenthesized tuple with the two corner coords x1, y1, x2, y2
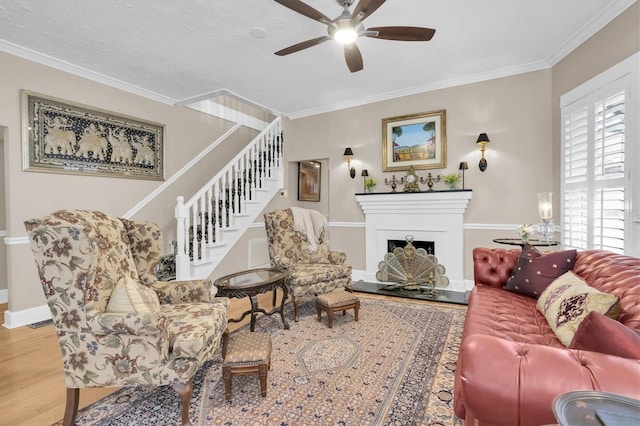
(0, 291, 460, 425)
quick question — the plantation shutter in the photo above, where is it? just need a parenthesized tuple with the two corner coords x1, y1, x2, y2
(561, 72, 632, 254)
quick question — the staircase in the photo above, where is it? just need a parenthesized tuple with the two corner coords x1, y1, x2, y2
(172, 117, 284, 280)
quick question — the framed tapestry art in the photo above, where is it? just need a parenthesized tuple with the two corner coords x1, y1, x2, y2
(22, 91, 165, 180)
(382, 109, 446, 172)
(298, 160, 321, 202)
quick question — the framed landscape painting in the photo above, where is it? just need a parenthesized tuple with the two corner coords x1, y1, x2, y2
(382, 109, 447, 172)
(298, 160, 321, 202)
(22, 91, 165, 180)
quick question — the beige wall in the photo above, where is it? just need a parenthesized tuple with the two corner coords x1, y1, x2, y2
(551, 1, 640, 200)
(0, 53, 251, 313)
(0, 127, 6, 294)
(2, 3, 638, 318)
(283, 70, 554, 279)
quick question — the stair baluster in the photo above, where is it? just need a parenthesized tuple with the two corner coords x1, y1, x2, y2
(173, 117, 284, 281)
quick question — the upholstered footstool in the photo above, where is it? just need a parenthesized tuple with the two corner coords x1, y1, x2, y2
(222, 332, 272, 401)
(316, 289, 360, 328)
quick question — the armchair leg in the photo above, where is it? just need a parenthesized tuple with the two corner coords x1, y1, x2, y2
(62, 388, 79, 426)
(293, 298, 300, 322)
(173, 380, 193, 426)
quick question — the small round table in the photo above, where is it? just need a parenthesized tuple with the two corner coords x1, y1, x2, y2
(214, 268, 289, 332)
(553, 391, 640, 425)
(492, 238, 560, 248)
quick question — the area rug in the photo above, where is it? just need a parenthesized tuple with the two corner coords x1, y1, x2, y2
(67, 297, 465, 425)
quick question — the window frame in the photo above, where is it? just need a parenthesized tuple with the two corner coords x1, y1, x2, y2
(560, 53, 639, 257)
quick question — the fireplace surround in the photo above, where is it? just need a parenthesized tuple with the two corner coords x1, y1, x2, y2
(355, 190, 473, 293)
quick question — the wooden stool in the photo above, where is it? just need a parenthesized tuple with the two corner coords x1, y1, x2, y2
(222, 332, 272, 401)
(316, 289, 360, 328)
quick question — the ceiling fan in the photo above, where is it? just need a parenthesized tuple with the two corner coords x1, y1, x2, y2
(273, 0, 436, 73)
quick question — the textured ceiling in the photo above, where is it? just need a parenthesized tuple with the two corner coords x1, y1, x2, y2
(0, 0, 636, 118)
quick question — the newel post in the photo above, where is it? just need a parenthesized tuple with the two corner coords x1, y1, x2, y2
(175, 196, 190, 280)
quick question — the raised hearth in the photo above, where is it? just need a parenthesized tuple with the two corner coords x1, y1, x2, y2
(355, 190, 473, 293)
(352, 280, 469, 305)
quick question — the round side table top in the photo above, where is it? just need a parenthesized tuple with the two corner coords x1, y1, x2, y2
(214, 268, 287, 290)
(553, 391, 640, 426)
(492, 238, 560, 247)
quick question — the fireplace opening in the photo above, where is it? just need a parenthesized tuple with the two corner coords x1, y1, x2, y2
(387, 239, 434, 255)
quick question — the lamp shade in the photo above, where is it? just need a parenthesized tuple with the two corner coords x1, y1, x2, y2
(361, 169, 369, 177)
(459, 162, 468, 170)
(343, 147, 354, 157)
(476, 133, 490, 144)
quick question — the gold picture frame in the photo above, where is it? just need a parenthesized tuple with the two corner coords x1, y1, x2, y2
(297, 160, 321, 202)
(382, 109, 447, 172)
(22, 90, 165, 180)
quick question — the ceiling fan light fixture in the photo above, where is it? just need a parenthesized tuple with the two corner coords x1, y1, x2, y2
(334, 27, 358, 44)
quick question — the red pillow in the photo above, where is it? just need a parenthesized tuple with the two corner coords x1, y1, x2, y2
(504, 244, 577, 298)
(569, 311, 640, 359)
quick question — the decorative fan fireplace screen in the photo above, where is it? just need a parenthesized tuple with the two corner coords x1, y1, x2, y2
(376, 235, 449, 296)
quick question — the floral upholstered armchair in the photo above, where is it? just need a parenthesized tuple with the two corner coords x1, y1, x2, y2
(24, 210, 228, 426)
(264, 208, 352, 321)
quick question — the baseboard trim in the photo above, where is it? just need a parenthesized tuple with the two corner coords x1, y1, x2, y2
(0, 289, 7, 304)
(3, 304, 51, 329)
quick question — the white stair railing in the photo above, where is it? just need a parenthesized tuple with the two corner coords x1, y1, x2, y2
(174, 117, 283, 280)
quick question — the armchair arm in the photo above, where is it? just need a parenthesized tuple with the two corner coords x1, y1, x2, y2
(87, 311, 162, 336)
(459, 334, 640, 426)
(149, 279, 218, 304)
(328, 250, 346, 265)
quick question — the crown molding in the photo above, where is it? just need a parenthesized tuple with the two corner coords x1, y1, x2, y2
(0, 39, 176, 105)
(286, 61, 550, 119)
(546, 0, 637, 66)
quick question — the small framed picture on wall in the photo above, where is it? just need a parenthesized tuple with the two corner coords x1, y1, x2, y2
(298, 160, 321, 202)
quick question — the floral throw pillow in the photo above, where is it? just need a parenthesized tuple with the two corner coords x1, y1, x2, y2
(106, 276, 161, 317)
(537, 271, 620, 346)
(504, 244, 577, 298)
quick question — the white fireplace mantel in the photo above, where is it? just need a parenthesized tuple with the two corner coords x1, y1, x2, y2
(355, 190, 473, 293)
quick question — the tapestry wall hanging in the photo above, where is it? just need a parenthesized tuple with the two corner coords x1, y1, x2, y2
(22, 91, 165, 180)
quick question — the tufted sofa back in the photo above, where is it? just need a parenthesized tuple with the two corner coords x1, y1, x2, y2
(574, 250, 640, 329)
(472, 247, 640, 330)
(472, 247, 520, 288)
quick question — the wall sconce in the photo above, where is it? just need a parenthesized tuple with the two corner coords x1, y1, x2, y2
(476, 133, 490, 172)
(344, 147, 356, 178)
(458, 162, 468, 189)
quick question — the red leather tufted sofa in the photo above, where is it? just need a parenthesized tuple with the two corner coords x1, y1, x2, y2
(453, 248, 640, 426)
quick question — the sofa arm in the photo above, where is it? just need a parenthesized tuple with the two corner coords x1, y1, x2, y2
(472, 248, 520, 288)
(87, 311, 162, 336)
(150, 279, 218, 304)
(459, 334, 640, 426)
(328, 250, 346, 264)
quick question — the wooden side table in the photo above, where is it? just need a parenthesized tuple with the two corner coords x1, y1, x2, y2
(214, 268, 289, 332)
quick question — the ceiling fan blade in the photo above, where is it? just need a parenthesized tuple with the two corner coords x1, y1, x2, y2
(273, 0, 331, 24)
(274, 36, 330, 56)
(366, 26, 436, 41)
(344, 43, 364, 73)
(352, 0, 387, 21)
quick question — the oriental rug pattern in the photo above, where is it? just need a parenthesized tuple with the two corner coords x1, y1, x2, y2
(65, 297, 465, 425)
